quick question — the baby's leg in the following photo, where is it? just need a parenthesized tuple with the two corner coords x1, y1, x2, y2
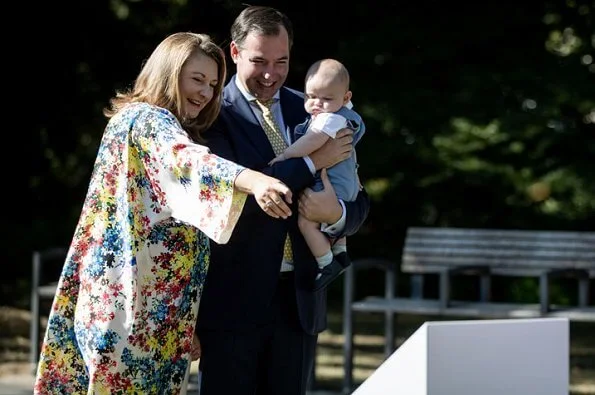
(298, 214, 333, 268)
(331, 236, 347, 255)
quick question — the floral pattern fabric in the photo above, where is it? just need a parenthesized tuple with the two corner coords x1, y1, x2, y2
(34, 102, 247, 394)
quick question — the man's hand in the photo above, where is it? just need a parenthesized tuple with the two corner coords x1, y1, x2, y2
(309, 128, 353, 171)
(299, 169, 342, 224)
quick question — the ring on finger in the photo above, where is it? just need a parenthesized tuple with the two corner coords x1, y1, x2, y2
(265, 201, 273, 208)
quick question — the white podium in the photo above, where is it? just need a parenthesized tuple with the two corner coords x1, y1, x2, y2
(352, 318, 569, 395)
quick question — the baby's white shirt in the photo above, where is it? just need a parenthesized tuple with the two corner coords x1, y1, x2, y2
(310, 112, 348, 138)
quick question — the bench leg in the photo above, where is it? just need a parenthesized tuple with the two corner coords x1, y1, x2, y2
(384, 312, 394, 358)
(384, 265, 396, 357)
(479, 274, 491, 302)
(343, 266, 355, 393)
(30, 251, 41, 373)
(539, 273, 549, 315)
(410, 274, 424, 299)
(578, 278, 589, 307)
(439, 271, 450, 309)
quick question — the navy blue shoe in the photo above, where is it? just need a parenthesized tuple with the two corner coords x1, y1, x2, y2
(313, 252, 351, 291)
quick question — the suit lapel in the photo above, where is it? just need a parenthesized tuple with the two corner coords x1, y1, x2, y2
(223, 78, 275, 159)
(279, 88, 307, 144)
(222, 77, 309, 154)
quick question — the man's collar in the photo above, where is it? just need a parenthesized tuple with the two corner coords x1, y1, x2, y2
(234, 76, 281, 103)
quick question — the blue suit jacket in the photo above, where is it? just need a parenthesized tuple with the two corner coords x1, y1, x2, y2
(196, 76, 370, 335)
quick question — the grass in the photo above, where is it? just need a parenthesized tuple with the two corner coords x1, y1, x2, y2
(2, 301, 594, 394)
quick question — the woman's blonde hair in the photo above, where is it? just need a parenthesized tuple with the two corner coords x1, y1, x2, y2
(104, 32, 226, 142)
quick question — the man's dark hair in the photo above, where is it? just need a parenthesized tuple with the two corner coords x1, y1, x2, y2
(231, 6, 294, 50)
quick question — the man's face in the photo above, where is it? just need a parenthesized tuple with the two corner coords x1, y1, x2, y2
(230, 27, 290, 102)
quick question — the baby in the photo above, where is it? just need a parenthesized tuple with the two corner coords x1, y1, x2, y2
(270, 58, 365, 290)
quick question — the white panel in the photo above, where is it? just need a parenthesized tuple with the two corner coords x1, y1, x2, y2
(352, 323, 428, 395)
(427, 318, 568, 395)
(353, 318, 568, 395)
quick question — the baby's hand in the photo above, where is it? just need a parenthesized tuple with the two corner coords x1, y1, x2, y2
(268, 154, 285, 166)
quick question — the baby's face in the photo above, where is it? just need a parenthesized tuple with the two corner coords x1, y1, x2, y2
(304, 75, 349, 116)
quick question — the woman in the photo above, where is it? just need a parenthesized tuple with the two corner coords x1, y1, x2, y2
(34, 32, 292, 394)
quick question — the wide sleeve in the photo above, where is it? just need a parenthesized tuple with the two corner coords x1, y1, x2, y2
(132, 108, 248, 244)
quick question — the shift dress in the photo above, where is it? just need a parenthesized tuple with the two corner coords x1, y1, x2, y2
(34, 102, 247, 394)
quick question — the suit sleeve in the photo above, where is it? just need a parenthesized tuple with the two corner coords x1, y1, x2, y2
(201, 121, 235, 164)
(203, 118, 314, 214)
(340, 188, 371, 238)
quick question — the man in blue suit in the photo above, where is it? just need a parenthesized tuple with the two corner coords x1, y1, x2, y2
(196, 6, 370, 395)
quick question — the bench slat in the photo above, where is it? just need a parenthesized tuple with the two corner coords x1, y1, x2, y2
(404, 247, 595, 260)
(401, 264, 595, 278)
(352, 297, 595, 322)
(402, 227, 595, 274)
(38, 284, 58, 297)
(402, 255, 595, 273)
(407, 227, 595, 241)
(406, 238, 595, 251)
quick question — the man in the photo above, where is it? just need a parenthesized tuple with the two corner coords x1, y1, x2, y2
(196, 6, 370, 395)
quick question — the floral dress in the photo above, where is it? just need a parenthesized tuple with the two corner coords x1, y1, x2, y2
(34, 103, 247, 394)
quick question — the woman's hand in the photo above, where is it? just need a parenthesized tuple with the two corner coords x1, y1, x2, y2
(252, 174, 293, 219)
(191, 332, 201, 361)
(235, 169, 293, 219)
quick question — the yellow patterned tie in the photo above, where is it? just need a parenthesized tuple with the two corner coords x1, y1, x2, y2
(255, 99, 293, 263)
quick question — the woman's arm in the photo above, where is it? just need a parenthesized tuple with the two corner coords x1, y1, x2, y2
(234, 168, 293, 219)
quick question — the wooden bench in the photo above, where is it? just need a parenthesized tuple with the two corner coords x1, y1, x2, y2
(341, 227, 595, 392)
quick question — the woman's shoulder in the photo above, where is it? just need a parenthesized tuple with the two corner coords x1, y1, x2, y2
(105, 103, 182, 140)
(124, 102, 175, 118)
(116, 102, 178, 125)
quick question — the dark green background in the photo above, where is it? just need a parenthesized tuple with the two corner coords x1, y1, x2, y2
(23, 0, 595, 308)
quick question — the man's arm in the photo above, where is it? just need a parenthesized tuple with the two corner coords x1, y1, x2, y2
(341, 188, 370, 237)
(308, 129, 353, 171)
(298, 169, 370, 238)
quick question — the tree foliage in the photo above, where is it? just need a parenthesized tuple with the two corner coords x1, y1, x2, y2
(21, 0, 594, 306)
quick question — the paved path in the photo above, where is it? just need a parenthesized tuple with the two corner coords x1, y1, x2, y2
(0, 373, 203, 395)
(0, 373, 341, 395)
(0, 374, 34, 395)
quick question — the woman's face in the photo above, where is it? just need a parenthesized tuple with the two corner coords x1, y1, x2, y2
(179, 53, 219, 119)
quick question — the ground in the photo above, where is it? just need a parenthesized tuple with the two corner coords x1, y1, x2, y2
(2, 305, 594, 394)
(0, 306, 34, 377)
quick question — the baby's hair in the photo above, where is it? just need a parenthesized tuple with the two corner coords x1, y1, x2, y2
(305, 58, 350, 89)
